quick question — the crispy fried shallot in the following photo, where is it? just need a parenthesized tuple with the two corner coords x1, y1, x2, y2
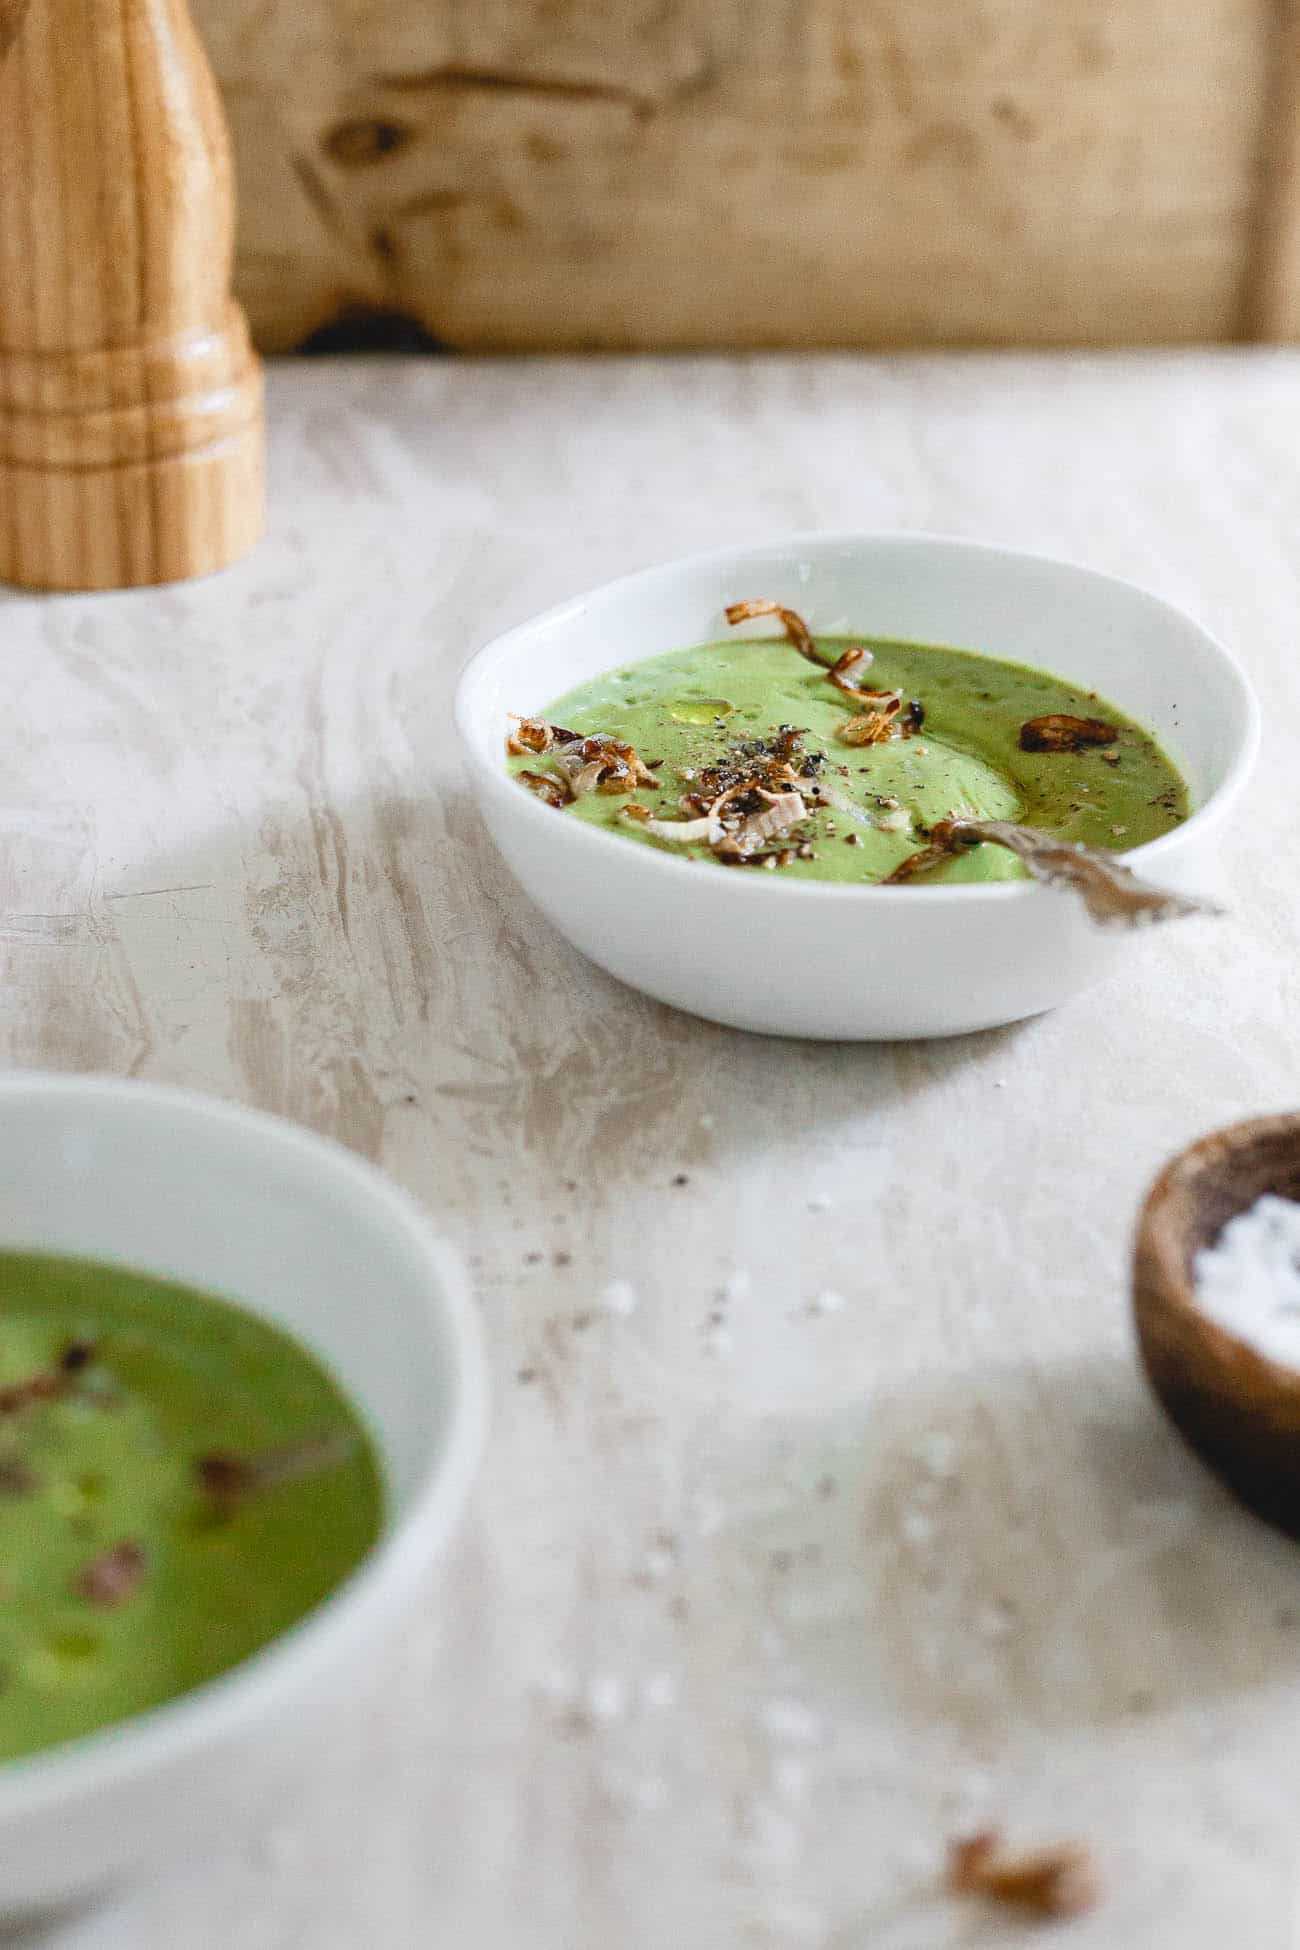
(75, 1540, 148, 1608)
(0, 1366, 74, 1414)
(552, 734, 657, 797)
(715, 789, 808, 857)
(827, 644, 872, 693)
(517, 769, 570, 809)
(724, 605, 906, 744)
(621, 805, 722, 846)
(196, 1429, 355, 1507)
(507, 716, 577, 756)
(682, 729, 819, 812)
(723, 599, 820, 664)
(884, 816, 1219, 928)
(623, 787, 808, 858)
(947, 1830, 1100, 1920)
(838, 698, 902, 746)
(621, 724, 820, 863)
(1019, 714, 1119, 753)
(510, 722, 657, 805)
(827, 644, 902, 713)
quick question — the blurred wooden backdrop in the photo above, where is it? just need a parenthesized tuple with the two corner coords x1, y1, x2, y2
(196, 0, 1300, 351)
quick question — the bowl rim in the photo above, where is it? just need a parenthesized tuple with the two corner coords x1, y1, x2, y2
(0, 1072, 488, 1821)
(454, 528, 1261, 904)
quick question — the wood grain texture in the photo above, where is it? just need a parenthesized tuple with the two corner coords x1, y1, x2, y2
(6, 353, 1300, 1948)
(0, 0, 29, 58)
(1240, 0, 1300, 338)
(193, 0, 1276, 352)
(0, 0, 264, 589)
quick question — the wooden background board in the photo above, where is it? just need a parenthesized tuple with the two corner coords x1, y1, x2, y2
(4, 352, 1300, 1949)
(194, 0, 1297, 353)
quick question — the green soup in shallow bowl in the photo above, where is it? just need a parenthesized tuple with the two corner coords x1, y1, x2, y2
(0, 1074, 485, 1913)
(456, 533, 1258, 1039)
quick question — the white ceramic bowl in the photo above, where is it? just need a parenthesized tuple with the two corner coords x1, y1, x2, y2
(457, 532, 1258, 1039)
(0, 1074, 485, 1913)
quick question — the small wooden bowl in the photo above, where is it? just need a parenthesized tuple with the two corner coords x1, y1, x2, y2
(1135, 1113, 1300, 1539)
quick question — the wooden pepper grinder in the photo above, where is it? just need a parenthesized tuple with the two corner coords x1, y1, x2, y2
(0, 0, 264, 590)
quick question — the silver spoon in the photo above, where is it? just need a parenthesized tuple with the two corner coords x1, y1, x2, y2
(885, 817, 1221, 929)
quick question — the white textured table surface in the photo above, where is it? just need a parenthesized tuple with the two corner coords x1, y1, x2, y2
(4, 354, 1300, 1950)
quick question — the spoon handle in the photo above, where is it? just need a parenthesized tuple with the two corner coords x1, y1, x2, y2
(887, 817, 1221, 929)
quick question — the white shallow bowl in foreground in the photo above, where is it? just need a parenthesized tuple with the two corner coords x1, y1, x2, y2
(0, 1074, 486, 1913)
(457, 533, 1258, 1039)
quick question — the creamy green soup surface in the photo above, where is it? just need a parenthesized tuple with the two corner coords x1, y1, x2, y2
(508, 630, 1189, 883)
(0, 1253, 382, 1764)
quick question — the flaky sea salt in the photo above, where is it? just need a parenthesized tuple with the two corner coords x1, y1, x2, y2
(640, 1670, 678, 1711)
(809, 1289, 846, 1315)
(771, 1753, 812, 1801)
(759, 1697, 823, 1746)
(736, 1798, 804, 1868)
(917, 1431, 958, 1479)
(537, 1665, 577, 1702)
(585, 1673, 627, 1722)
(1194, 1194, 1300, 1366)
(900, 1507, 936, 1548)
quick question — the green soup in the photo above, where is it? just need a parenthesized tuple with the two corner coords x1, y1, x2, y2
(0, 1253, 383, 1764)
(509, 635, 1189, 882)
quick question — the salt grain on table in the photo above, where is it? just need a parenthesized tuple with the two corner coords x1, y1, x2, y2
(809, 1289, 846, 1315)
(900, 1508, 937, 1548)
(538, 1666, 577, 1701)
(585, 1673, 627, 1723)
(640, 1671, 678, 1712)
(598, 1278, 639, 1317)
(771, 1753, 812, 1801)
(917, 1431, 959, 1479)
(758, 1697, 824, 1747)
